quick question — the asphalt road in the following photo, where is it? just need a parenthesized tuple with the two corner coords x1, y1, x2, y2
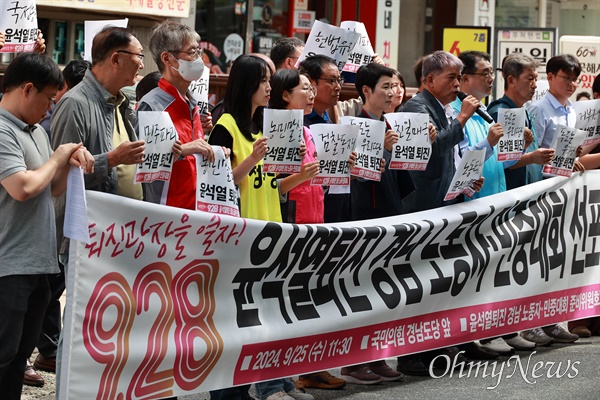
(24, 335, 600, 400)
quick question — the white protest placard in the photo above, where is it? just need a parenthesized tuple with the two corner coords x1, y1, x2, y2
(135, 111, 177, 183)
(496, 108, 526, 161)
(543, 124, 587, 177)
(310, 123, 358, 186)
(340, 21, 375, 73)
(84, 18, 128, 61)
(195, 146, 239, 217)
(340, 116, 384, 181)
(297, 20, 361, 71)
(573, 99, 600, 147)
(384, 112, 431, 170)
(64, 166, 90, 244)
(445, 149, 486, 201)
(0, 0, 38, 53)
(527, 79, 549, 106)
(262, 109, 303, 174)
(188, 65, 211, 115)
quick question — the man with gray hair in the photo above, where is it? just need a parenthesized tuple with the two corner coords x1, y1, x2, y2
(52, 26, 146, 198)
(400, 50, 480, 211)
(138, 20, 214, 210)
(488, 52, 555, 191)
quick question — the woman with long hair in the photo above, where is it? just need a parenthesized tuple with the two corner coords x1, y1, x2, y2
(208, 55, 312, 400)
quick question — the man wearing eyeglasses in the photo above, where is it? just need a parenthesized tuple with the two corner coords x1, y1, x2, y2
(527, 54, 581, 150)
(299, 55, 352, 223)
(52, 25, 146, 199)
(0, 53, 94, 400)
(137, 21, 215, 211)
(449, 51, 507, 200)
(49, 24, 149, 394)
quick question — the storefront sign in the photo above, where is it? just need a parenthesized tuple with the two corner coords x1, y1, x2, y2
(443, 26, 491, 57)
(494, 28, 557, 99)
(293, 10, 315, 34)
(37, 0, 190, 18)
(375, 0, 400, 69)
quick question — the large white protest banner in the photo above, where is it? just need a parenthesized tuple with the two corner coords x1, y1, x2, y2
(297, 20, 361, 71)
(0, 0, 38, 53)
(262, 109, 304, 174)
(573, 99, 600, 147)
(384, 112, 431, 170)
(61, 172, 600, 398)
(340, 116, 384, 181)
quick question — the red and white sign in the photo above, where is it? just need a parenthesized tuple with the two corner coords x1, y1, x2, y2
(293, 10, 314, 34)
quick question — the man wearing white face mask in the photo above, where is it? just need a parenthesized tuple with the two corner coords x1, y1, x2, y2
(138, 21, 216, 210)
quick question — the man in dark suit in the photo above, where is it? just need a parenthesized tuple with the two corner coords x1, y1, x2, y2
(401, 51, 480, 211)
(395, 51, 485, 376)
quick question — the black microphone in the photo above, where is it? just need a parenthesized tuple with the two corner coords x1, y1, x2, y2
(457, 92, 495, 124)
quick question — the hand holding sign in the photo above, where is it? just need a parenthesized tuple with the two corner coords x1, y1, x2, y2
(384, 112, 431, 170)
(543, 124, 586, 177)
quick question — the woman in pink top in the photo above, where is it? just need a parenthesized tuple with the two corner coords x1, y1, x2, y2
(270, 69, 323, 224)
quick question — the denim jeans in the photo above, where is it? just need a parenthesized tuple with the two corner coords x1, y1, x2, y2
(254, 378, 295, 399)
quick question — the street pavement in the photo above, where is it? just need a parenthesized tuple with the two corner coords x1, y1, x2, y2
(24, 335, 599, 400)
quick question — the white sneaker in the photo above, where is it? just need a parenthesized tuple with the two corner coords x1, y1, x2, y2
(286, 388, 314, 400)
(478, 338, 515, 356)
(505, 334, 536, 351)
(521, 328, 553, 346)
(265, 392, 294, 400)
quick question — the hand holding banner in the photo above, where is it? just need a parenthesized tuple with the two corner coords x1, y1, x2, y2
(262, 109, 304, 173)
(445, 149, 485, 201)
(384, 112, 431, 170)
(497, 108, 526, 161)
(340, 116, 384, 181)
(310, 123, 358, 185)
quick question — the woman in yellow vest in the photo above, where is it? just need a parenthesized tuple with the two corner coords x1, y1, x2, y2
(208, 55, 312, 400)
(209, 54, 282, 223)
